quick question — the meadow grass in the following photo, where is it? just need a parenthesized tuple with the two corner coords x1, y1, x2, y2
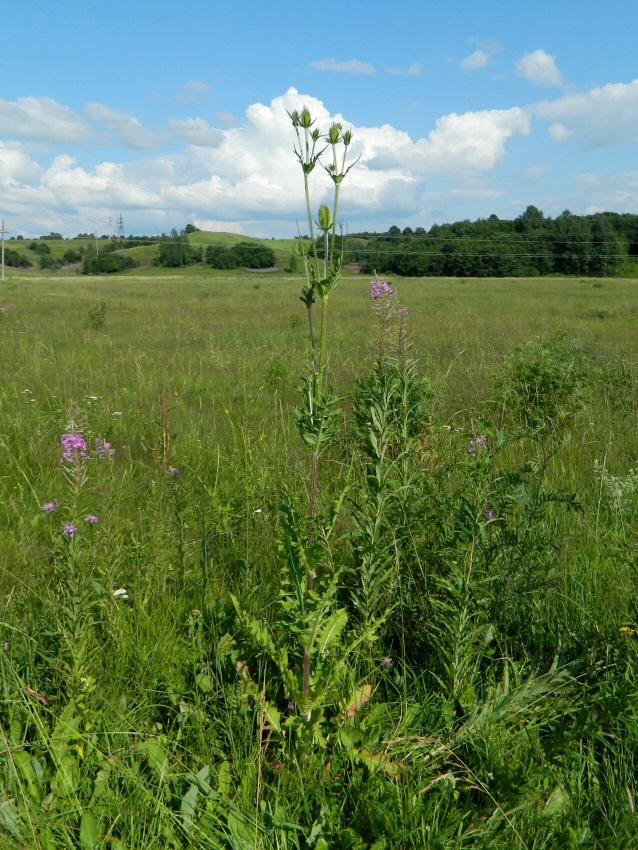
(1, 267, 638, 848)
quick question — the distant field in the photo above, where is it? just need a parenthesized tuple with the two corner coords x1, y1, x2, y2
(2, 266, 636, 389)
(3, 230, 296, 269)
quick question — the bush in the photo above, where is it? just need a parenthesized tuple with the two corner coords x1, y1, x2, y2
(62, 248, 83, 264)
(3, 249, 32, 268)
(157, 242, 203, 267)
(205, 242, 276, 270)
(493, 334, 588, 429)
(205, 245, 235, 269)
(82, 253, 137, 274)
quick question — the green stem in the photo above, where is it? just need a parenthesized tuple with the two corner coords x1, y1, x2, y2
(304, 172, 319, 273)
(317, 295, 329, 399)
(330, 182, 342, 269)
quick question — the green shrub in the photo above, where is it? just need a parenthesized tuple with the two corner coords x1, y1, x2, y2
(493, 334, 588, 429)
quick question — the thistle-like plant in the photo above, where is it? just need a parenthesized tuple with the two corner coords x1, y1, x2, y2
(289, 106, 358, 697)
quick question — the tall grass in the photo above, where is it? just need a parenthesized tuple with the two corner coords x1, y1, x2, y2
(0, 269, 637, 848)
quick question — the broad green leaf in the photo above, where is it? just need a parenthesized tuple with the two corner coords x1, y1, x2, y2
(218, 760, 231, 798)
(50, 701, 81, 765)
(0, 798, 23, 839)
(80, 810, 100, 849)
(90, 761, 114, 806)
(14, 749, 42, 804)
(137, 739, 169, 779)
(51, 754, 80, 798)
(317, 609, 348, 655)
(180, 783, 199, 831)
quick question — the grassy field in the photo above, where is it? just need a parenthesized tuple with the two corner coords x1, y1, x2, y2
(1, 266, 638, 848)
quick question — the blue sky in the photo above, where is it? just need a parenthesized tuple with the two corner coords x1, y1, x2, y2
(2, 0, 638, 237)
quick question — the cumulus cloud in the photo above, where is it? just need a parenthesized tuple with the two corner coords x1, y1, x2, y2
(0, 142, 44, 183)
(311, 58, 375, 75)
(534, 79, 638, 148)
(516, 49, 564, 88)
(409, 108, 531, 174)
(0, 96, 91, 144)
(0, 87, 536, 235)
(86, 103, 162, 149)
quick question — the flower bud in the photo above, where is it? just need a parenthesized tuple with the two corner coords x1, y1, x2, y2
(318, 205, 333, 232)
(300, 108, 313, 129)
(327, 123, 342, 144)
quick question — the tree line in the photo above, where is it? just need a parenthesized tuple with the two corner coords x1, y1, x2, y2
(349, 208, 638, 277)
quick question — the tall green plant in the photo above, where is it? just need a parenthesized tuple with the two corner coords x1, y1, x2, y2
(289, 106, 357, 696)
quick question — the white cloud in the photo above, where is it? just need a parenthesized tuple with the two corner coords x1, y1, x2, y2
(86, 103, 162, 149)
(0, 142, 44, 182)
(0, 87, 536, 236)
(185, 79, 210, 94)
(534, 80, 638, 148)
(0, 96, 91, 144)
(169, 117, 223, 147)
(410, 108, 531, 174)
(311, 58, 375, 75)
(461, 50, 490, 71)
(515, 49, 564, 88)
(385, 61, 425, 76)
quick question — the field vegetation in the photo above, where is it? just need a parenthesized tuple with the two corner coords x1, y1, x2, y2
(0, 263, 637, 848)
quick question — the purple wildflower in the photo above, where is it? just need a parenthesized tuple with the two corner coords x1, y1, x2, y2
(380, 657, 393, 668)
(63, 522, 78, 539)
(85, 515, 99, 524)
(94, 438, 115, 460)
(167, 466, 182, 479)
(469, 435, 488, 457)
(370, 278, 395, 302)
(42, 501, 59, 513)
(61, 433, 90, 463)
(485, 507, 495, 521)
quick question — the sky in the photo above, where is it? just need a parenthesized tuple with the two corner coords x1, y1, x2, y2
(2, 0, 638, 238)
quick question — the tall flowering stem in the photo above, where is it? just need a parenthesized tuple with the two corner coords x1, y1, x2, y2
(290, 106, 357, 697)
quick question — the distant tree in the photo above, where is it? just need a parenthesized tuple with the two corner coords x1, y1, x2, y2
(63, 248, 83, 264)
(30, 241, 51, 255)
(3, 249, 32, 268)
(39, 253, 59, 270)
(388, 225, 401, 236)
(230, 242, 276, 269)
(205, 245, 235, 269)
(158, 242, 203, 267)
(184, 223, 200, 234)
(83, 253, 137, 274)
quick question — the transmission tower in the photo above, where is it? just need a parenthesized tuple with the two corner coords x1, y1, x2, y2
(108, 215, 113, 240)
(117, 215, 124, 242)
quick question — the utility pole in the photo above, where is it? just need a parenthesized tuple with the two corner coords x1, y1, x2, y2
(1, 219, 7, 281)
